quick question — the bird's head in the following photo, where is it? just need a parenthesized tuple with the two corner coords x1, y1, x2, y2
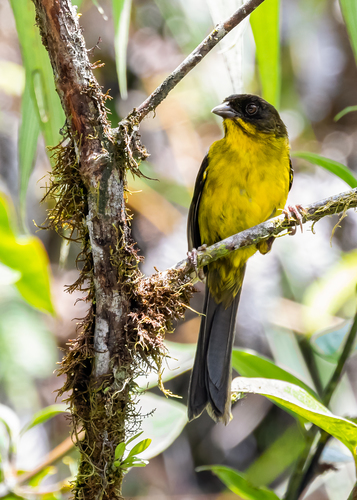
(212, 94, 287, 139)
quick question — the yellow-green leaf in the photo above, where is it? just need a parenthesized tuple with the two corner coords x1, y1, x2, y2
(197, 465, 281, 500)
(292, 151, 357, 188)
(21, 404, 69, 434)
(0, 195, 54, 314)
(232, 377, 357, 457)
(339, 0, 357, 65)
(250, 0, 280, 107)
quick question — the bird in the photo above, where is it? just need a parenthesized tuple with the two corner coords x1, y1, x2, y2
(187, 94, 293, 424)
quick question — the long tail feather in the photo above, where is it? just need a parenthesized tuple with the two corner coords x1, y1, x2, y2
(188, 271, 244, 424)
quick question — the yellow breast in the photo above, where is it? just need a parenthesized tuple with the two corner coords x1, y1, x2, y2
(198, 119, 290, 303)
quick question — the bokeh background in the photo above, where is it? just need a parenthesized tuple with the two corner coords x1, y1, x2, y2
(1, 0, 357, 498)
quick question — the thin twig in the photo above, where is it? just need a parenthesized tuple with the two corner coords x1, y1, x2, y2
(173, 187, 357, 275)
(285, 306, 357, 500)
(132, 0, 265, 122)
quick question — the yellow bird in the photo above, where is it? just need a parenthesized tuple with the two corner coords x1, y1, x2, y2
(187, 94, 293, 424)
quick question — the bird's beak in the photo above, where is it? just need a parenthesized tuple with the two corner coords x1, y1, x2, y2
(211, 102, 237, 119)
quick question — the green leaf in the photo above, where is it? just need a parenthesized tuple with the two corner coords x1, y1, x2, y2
(112, 0, 132, 99)
(127, 438, 151, 459)
(231, 377, 357, 456)
(0, 194, 54, 314)
(9, 0, 64, 153)
(232, 348, 319, 399)
(114, 442, 126, 460)
(121, 457, 148, 469)
(19, 78, 40, 219)
(339, 0, 357, 65)
(292, 151, 357, 188)
(250, 0, 280, 107)
(197, 465, 280, 500)
(334, 105, 357, 122)
(125, 431, 144, 447)
(137, 393, 187, 459)
(245, 425, 305, 487)
(21, 404, 69, 435)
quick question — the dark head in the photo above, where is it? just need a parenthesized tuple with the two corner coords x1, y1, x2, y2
(212, 94, 287, 138)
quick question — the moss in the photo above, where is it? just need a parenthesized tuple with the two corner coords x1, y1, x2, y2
(41, 125, 195, 498)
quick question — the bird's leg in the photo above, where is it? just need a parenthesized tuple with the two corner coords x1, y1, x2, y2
(187, 244, 207, 280)
(283, 204, 306, 235)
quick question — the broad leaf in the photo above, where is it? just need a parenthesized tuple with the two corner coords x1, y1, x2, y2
(127, 438, 152, 459)
(231, 377, 357, 456)
(136, 393, 187, 459)
(21, 404, 69, 434)
(112, 0, 132, 99)
(197, 465, 280, 500)
(115, 442, 126, 460)
(245, 425, 305, 487)
(0, 195, 54, 314)
(232, 348, 319, 399)
(292, 151, 357, 188)
(250, 0, 280, 107)
(339, 0, 357, 64)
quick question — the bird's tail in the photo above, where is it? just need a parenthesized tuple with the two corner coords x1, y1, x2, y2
(188, 269, 245, 424)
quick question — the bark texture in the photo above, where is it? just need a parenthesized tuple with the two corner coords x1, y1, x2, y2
(32, 1, 137, 498)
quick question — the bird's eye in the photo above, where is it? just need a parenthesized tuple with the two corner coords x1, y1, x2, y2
(246, 103, 258, 115)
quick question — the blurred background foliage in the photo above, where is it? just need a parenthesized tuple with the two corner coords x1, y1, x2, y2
(1, 0, 357, 498)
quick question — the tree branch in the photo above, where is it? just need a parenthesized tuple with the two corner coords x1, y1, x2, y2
(173, 187, 357, 275)
(132, 0, 266, 123)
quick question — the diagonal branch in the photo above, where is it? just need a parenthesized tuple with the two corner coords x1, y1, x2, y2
(132, 0, 265, 123)
(172, 187, 357, 276)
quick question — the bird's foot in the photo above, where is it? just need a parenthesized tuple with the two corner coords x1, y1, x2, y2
(187, 245, 207, 280)
(283, 204, 306, 235)
(257, 236, 275, 255)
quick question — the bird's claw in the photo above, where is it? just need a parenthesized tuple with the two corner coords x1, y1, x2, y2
(187, 245, 207, 280)
(283, 204, 305, 235)
(187, 248, 198, 268)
